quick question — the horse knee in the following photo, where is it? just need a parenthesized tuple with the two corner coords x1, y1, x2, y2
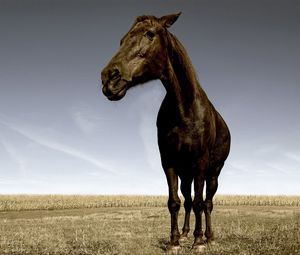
(205, 200, 213, 213)
(192, 199, 204, 213)
(168, 198, 181, 212)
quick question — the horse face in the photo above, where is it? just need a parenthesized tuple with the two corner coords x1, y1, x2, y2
(101, 13, 181, 101)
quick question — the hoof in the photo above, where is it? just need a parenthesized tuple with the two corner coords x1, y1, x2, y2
(193, 244, 206, 253)
(166, 245, 181, 255)
(179, 235, 188, 242)
(179, 236, 187, 242)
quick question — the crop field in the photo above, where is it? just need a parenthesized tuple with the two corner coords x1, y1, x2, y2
(0, 195, 299, 255)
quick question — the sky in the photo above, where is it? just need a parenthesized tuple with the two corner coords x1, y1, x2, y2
(0, 0, 299, 195)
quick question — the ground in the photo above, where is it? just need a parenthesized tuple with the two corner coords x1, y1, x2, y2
(0, 196, 299, 254)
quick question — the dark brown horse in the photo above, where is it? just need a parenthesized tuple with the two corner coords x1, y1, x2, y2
(101, 13, 230, 252)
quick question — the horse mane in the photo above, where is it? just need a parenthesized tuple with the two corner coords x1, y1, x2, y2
(136, 15, 157, 23)
(166, 31, 199, 89)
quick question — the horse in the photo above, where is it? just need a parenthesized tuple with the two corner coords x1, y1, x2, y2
(101, 12, 230, 252)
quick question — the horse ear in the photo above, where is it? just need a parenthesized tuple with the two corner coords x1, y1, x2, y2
(159, 12, 181, 28)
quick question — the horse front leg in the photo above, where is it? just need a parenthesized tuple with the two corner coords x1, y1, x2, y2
(192, 156, 208, 250)
(164, 167, 181, 251)
(192, 175, 205, 248)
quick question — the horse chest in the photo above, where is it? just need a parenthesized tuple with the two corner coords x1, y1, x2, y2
(158, 125, 203, 156)
(156, 91, 214, 165)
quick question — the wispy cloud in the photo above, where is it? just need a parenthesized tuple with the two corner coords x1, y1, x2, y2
(285, 152, 300, 162)
(139, 114, 161, 172)
(264, 162, 290, 174)
(254, 144, 279, 156)
(137, 84, 164, 172)
(0, 136, 27, 177)
(70, 104, 104, 135)
(72, 110, 96, 134)
(227, 142, 300, 178)
(227, 160, 250, 173)
(0, 119, 118, 174)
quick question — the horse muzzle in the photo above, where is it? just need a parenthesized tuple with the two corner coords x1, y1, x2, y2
(101, 64, 133, 101)
(102, 77, 129, 101)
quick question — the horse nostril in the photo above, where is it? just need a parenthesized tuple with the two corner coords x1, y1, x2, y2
(101, 67, 120, 86)
(110, 68, 120, 80)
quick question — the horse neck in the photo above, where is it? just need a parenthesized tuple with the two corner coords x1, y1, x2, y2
(160, 33, 207, 117)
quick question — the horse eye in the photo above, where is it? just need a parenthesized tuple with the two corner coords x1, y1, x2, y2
(145, 31, 155, 40)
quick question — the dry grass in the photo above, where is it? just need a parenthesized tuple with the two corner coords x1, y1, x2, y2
(0, 195, 299, 254)
(0, 195, 299, 211)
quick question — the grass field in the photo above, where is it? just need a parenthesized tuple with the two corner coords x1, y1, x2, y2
(0, 195, 299, 254)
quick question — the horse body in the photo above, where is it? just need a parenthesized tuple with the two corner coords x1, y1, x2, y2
(157, 80, 230, 177)
(101, 12, 230, 251)
(156, 33, 230, 246)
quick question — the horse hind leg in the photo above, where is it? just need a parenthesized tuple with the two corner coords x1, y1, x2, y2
(204, 162, 224, 243)
(179, 177, 193, 240)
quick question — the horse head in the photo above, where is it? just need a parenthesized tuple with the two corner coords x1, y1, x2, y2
(101, 12, 181, 101)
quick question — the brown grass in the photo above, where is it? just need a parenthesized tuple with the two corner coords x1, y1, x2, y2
(0, 195, 299, 254)
(0, 195, 299, 211)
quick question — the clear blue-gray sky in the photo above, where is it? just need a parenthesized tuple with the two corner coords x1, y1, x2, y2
(0, 0, 299, 195)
